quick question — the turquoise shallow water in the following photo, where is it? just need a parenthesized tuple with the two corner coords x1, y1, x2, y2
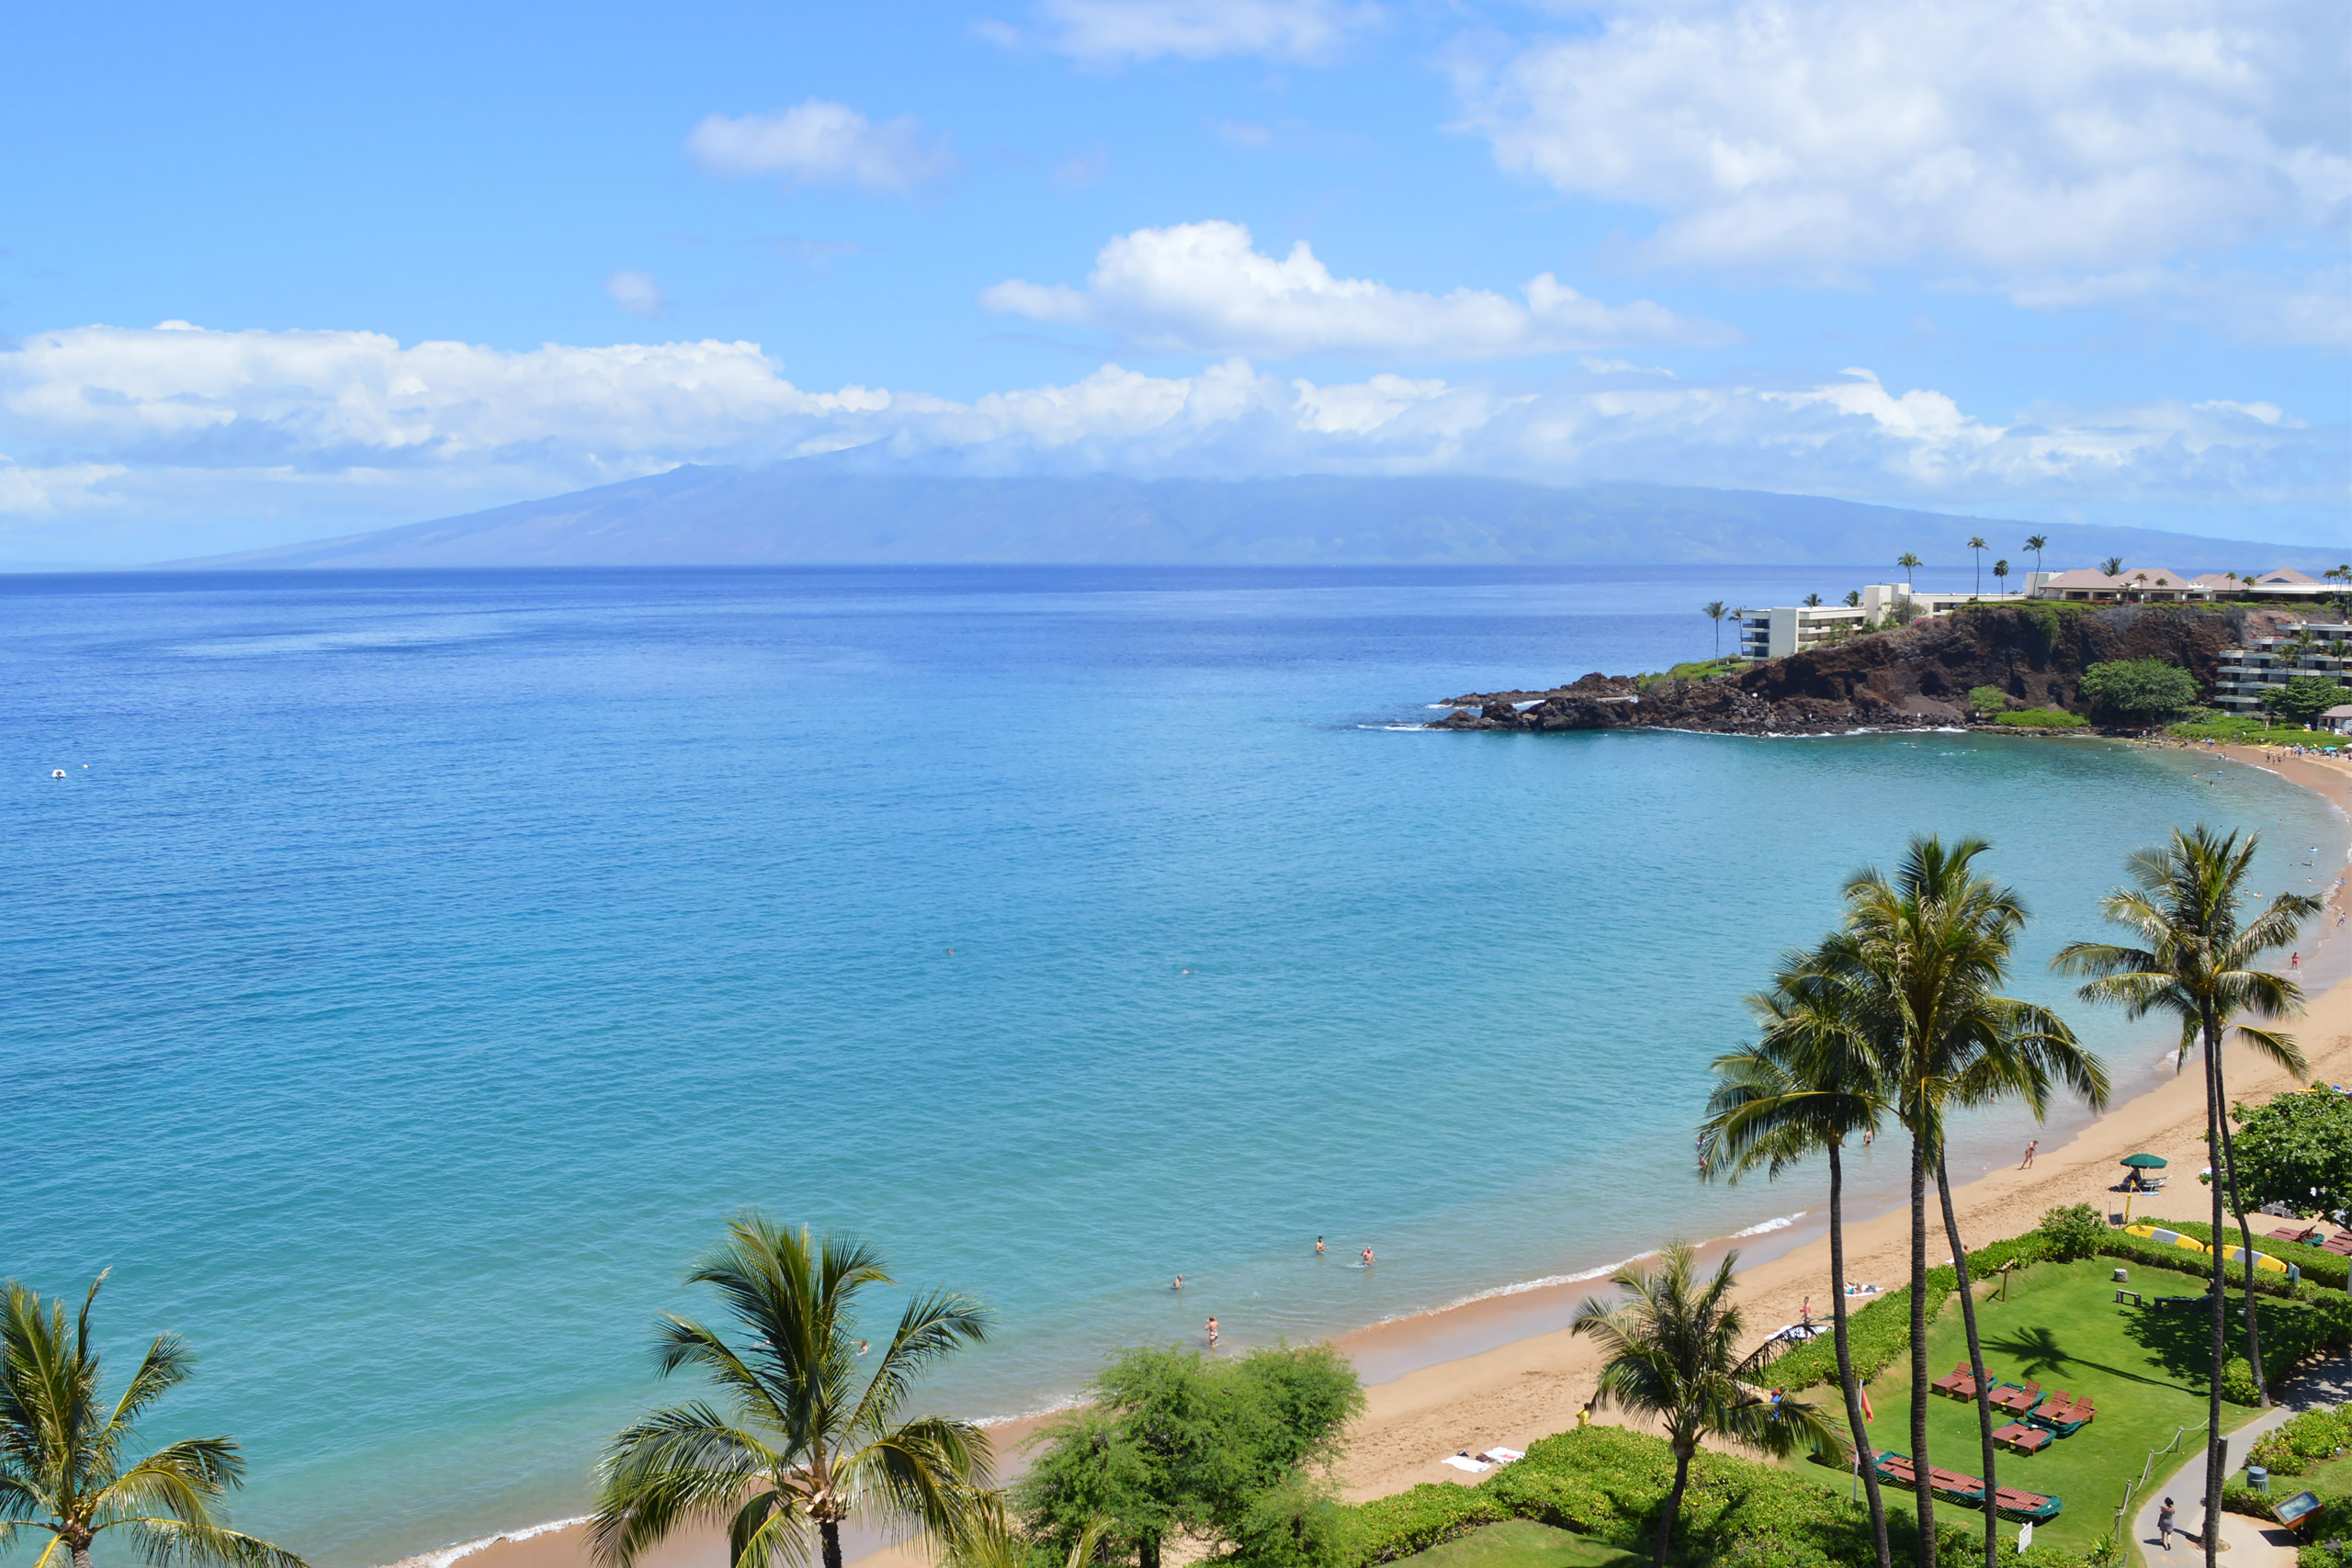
(3, 566, 2344, 1566)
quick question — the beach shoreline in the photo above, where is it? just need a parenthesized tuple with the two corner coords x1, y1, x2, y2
(392, 746, 2352, 1568)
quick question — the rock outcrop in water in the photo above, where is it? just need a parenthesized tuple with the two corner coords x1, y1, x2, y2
(1431, 604, 2317, 735)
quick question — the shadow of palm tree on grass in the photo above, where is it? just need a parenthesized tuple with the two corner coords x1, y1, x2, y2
(1981, 1320, 2204, 1396)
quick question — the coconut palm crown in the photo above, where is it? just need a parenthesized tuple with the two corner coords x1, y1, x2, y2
(0, 1274, 306, 1568)
(592, 1218, 994, 1568)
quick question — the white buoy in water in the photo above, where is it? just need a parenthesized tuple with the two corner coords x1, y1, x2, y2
(51, 770, 64, 779)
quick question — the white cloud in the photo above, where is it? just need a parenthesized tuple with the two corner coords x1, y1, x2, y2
(0, 321, 2338, 557)
(1453, 0, 2351, 294)
(1023, 0, 1380, 62)
(605, 270, 666, 317)
(980, 220, 1736, 358)
(686, 100, 956, 193)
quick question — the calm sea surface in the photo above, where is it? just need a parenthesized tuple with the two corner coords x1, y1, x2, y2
(4, 566, 2344, 1566)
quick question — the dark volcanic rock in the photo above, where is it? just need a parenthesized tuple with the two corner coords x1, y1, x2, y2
(1430, 604, 2314, 735)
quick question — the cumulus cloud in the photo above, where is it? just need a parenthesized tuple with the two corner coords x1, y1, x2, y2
(0, 322, 2338, 557)
(1019, 0, 1381, 62)
(980, 220, 1736, 358)
(605, 270, 665, 317)
(1453, 0, 2351, 296)
(687, 100, 956, 192)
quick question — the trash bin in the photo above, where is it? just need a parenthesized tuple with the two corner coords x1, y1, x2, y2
(2249, 1466, 2269, 1493)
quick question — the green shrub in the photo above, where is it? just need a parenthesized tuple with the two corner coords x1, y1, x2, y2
(2041, 1203, 2109, 1261)
(2222, 1356, 2261, 1406)
(2264, 675, 2352, 725)
(1965, 685, 2012, 714)
(1996, 707, 2090, 729)
(2080, 658, 2200, 720)
(1351, 1484, 1505, 1563)
(2250, 1405, 2352, 1475)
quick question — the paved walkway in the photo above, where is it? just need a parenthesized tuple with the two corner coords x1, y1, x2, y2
(2131, 1359, 2352, 1565)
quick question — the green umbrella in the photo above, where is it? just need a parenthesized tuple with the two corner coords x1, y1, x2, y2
(2122, 1153, 2168, 1168)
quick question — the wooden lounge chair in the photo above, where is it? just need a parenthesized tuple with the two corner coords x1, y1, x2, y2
(1994, 1486, 2062, 1521)
(2268, 1225, 2323, 1246)
(2323, 1232, 2352, 1257)
(1988, 1380, 2042, 1415)
(2027, 1395, 2089, 1437)
(1928, 1362, 1973, 1398)
(1928, 1465, 1987, 1504)
(1992, 1421, 2050, 1456)
(1876, 1451, 1919, 1490)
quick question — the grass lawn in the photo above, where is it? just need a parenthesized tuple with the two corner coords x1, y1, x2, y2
(1382, 1520, 1643, 1568)
(1792, 1257, 2263, 1555)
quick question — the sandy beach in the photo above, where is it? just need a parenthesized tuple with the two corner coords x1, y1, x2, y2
(418, 745, 2352, 1568)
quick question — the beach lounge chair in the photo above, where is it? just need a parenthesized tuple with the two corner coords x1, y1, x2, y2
(2027, 1395, 2088, 1436)
(1876, 1451, 1920, 1492)
(1987, 1380, 2043, 1416)
(1929, 1362, 1977, 1400)
(2324, 1232, 2352, 1257)
(1928, 1466, 1987, 1505)
(1993, 1486, 2062, 1521)
(2268, 1225, 2323, 1246)
(1993, 1421, 2050, 1456)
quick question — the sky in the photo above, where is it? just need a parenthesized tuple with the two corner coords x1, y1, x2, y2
(1, 0, 2346, 563)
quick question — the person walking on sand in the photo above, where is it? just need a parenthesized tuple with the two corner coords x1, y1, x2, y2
(2158, 1496, 2176, 1551)
(2020, 1139, 2038, 1168)
(1206, 1316, 1218, 1346)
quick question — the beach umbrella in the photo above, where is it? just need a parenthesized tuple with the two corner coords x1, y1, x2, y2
(2122, 1153, 2168, 1168)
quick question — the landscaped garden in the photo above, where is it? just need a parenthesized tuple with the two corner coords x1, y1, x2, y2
(1383, 1519, 1642, 1568)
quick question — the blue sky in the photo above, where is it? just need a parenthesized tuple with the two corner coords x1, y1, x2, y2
(2, 0, 2345, 561)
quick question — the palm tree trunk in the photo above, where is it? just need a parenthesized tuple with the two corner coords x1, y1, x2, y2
(72, 1549, 92, 1568)
(821, 1520, 844, 1568)
(2211, 1018, 2270, 1405)
(1937, 1152, 1999, 1568)
(2201, 1021, 2227, 1568)
(1654, 1443, 1693, 1568)
(1828, 1143, 1891, 1568)
(1907, 1127, 1936, 1558)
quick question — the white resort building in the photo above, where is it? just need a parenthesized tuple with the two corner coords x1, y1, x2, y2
(1737, 581, 2033, 660)
(2212, 622, 2352, 712)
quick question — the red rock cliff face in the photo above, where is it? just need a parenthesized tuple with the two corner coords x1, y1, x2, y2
(1433, 604, 2312, 735)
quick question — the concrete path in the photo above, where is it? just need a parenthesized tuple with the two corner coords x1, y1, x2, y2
(2130, 1359, 2352, 1566)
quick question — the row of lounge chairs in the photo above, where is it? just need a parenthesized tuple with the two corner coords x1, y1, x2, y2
(2269, 1223, 2352, 1257)
(1927, 1367, 2097, 1435)
(1874, 1450, 2061, 1520)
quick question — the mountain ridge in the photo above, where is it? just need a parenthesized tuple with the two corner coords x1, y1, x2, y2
(161, 461, 2337, 572)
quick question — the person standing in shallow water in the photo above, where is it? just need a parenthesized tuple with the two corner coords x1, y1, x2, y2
(1316, 1235, 1325, 1255)
(1206, 1316, 1218, 1346)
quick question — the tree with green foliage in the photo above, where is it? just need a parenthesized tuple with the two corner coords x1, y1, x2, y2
(1701, 952, 1895, 1568)
(1803, 592, 1822, 607)
(1843, 590, 1861, 607)
(2080, 658, 2200, 722)
(1829, 837, 2107, 1568)
(2228, 1089, 2352, 1222)
(2059, 827, 2320, 1563)
(2039, 1202, 2109, 1261)
(1966, 536, 1987, 596)
(1572, 1243, 1843, 1568)
(2024, 535, 2048, 574)
(1992, 558, 2009, 594)
(1895, 551, 1922, 580)
(1016, 1344, 1362, 1568)
(0, 1274, 308, 1568)
(1964, 686, 2010, 716)
(2101, 555, 2125, 576)
(593, 1219, 994, 1568)
(2263, 675, 2352, 725)
(1701, 601, 1729, 657)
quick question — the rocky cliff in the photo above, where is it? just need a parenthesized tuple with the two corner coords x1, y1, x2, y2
(1431, 604, 2321, 735)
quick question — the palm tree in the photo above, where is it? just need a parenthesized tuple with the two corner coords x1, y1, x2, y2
(2101, 556, 2125, 577)
(1804, 592, 1823, 607)
(1702, 600, 1729, 657)
(1896, 551, 1922, 581)
(1966, 536, 1987, 596)
(1828, 838, 2109, 1568)
(1702, 957, 1895, 1568)
(2024, 535, 2048, 576)
(1993, 559, 2009, 595)
(2057, 829, 2320, 1564)
(1573, 1244, 1845, 1568)
(1843, 591, 1861, 608)
(594, 1218, 995, 1568)
(0, 1274, 307, 1568)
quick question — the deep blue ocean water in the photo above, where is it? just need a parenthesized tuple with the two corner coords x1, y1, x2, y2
(4, 565, 2344, 1566)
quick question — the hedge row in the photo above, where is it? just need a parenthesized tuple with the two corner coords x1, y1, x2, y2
(1344, 1426, 2096, 1568)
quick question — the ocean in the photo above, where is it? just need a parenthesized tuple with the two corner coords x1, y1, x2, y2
(4, 565, 2343, 1566)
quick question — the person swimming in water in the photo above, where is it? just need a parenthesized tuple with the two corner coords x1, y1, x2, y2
(1361, 1247, 1375, 1266)
(1172, 1274, 1183, 1291)
(1316, 1235, 1326, 1255)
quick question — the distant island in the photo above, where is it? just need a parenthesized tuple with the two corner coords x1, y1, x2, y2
(159, 462, 2339, 571)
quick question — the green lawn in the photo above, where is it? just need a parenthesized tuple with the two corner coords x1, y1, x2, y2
(1794, 1257, 2262, 1554)
(1382, 1519, 1642, 1568)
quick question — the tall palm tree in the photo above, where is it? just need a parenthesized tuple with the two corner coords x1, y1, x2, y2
(1702, 956, 1895, 1568)
(594, 1218, 995, 1568)
(1827, 838, 2109, 1568)
(2057, 829, 2319, 1565)
(0, 1274, 307, 1568)
(1896, 551, 1922, 581)
(1993, 559, 2009, 595)
(1702, 600, 1729, 657)
(2024, 536, 2048, 576)
(1966, 536, 1987, 596)
(1573, 1244, 1844, 1568)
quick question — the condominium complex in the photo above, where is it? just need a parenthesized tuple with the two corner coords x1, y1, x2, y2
(1736, 581, 2030, 660)
(2212, 622, 2352, 711)
(2030, 567, 2340, 604)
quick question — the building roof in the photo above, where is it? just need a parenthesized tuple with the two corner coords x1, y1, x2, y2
(2197, 570, 2335, 592)
(2324, 705, 2352, 720)
(2039, 568, 2199, 592)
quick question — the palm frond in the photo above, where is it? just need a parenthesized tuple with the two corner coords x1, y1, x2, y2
(114, 1517, 309, 1568)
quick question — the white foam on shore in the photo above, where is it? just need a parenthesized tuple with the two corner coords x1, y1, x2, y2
(385, 1515, 591, 1568)
(1729, 1211, 1808, 1238)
